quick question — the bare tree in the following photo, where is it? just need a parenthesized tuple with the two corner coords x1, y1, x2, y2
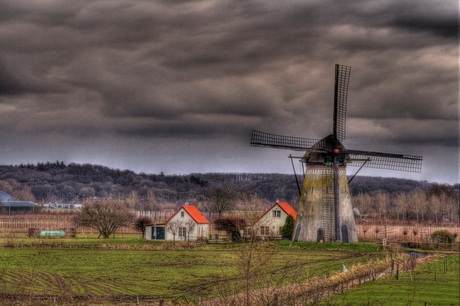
(134, 216, 153, 238)
(393, 193, 408, 221)
(0, 180, 36, 202)
(352, 193, 372, 217)
(374, 192, 390, 221)
(407, 188, 426, 222)
(445, 192, 459, 222)
(166, 219, 183, 244)
(145, 189, 158, 211)
(239, 193, 265, 225)
(12, 185, 36, 202)
(184, 218, 196, 242)
(125, 191, 139, 209)
(210, 183, 238, 215)
(428, 194, 442, 224)
(73, 198, 135, 238)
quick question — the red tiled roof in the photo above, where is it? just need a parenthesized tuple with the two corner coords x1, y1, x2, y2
(276, 201, 297, 220)
(256, 201, 297, 223)
(166, 205, 209, 224)
(183, 205, 209, 224)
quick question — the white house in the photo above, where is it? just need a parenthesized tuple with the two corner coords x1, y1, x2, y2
(252, 201, 297, 238)
(145, 204, 209, 241)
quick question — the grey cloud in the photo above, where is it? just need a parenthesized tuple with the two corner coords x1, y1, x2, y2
(0, 63, 27, 95)
(0, 0, 457, 183)
(388, 2, 458, 38)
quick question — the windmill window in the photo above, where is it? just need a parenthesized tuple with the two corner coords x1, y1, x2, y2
(273, 210, 281, 218)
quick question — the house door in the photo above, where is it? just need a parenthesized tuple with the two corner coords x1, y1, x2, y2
(156, 227, 165, 240)
(152, 227, 165, 240)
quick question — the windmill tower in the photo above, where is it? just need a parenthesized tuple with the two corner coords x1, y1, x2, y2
(251, 64, 422, 243)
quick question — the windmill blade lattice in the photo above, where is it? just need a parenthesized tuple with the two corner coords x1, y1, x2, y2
(251, 130, 322, 151)
(348, 150, 422, 173)
(333, 65, 351, 141)
(250, 63, 423, 243)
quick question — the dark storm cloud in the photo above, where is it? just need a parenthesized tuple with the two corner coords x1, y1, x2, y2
(389, 2, 458, 38)
(0, 0, 457, 183)
(0, 62, 26, 95)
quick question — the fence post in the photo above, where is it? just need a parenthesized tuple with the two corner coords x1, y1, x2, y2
(273, 293, 278, 306)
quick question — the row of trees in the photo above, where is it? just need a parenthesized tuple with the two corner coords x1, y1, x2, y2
(0, 162, 458, 225)
(4, 162, 454, 205)
(353, 187, 458, 224)
(73, 198, 137, 238)
(0, 163, 300, 203)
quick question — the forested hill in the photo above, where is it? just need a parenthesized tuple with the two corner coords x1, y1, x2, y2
(0, 162, 457, 205)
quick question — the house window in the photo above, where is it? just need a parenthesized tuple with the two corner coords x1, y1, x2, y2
(273, 210, 281, 218)
(180, 211, 185, 217)
(179, 227, 186, 238)
(260, 226, 270, 236)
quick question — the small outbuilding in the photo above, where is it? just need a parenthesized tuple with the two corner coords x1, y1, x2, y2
(145, 204, 209, 241)
(252, 201, 297, 238)
(0, 190, 40, 214)
(1, 200, 40, 214)
(145, 222, 166, 240)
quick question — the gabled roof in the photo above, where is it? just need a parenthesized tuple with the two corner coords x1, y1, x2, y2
(183, 205, 209, 224)
(257, 201, 297, 221)
(166, 205, 209, 224)
(1, 201, 39, 208)
(0, 190, 13, 202)
(276, 202, 297, 220)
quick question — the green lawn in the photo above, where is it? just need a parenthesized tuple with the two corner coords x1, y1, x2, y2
(2, 236, 457, 305)
(0, 239, 384, 304)
(323, 255, 460, 306)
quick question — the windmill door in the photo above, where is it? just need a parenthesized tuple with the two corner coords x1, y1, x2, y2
(317, 228, 325, 242)
(341, 225, 349, 243)
(294, 224, 301, 242)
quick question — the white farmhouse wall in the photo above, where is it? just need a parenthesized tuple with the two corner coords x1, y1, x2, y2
(145, 226, 152, 240)
(165, 207, 208, 241)
(255, 204, 292, 237)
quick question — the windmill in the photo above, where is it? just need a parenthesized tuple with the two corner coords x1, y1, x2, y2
(251, 64, 422, 243)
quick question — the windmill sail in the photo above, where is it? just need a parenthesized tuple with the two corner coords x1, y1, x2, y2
(250, 64, 423, 243)
(250, 130, 321, 151)
(333, 65, 351, 141)
(348, 150, 422, 173)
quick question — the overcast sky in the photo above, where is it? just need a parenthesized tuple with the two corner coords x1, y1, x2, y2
(0, 0, 458, 184)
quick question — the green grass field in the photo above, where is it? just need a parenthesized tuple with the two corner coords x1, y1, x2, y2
(0, 236, 384, 304)
(0, 235, 458, 305)
(323, 255, 460, 306)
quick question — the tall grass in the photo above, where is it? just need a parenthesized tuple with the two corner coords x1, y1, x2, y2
(324, 255, 460, 305)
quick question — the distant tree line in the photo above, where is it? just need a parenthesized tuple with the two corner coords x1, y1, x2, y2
(0, 162, 458, 224)
(0, 162, 301, 204)
(353, 184, 458, 224)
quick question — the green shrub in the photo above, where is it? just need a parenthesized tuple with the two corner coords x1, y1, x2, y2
(281, 214, 295, 239)
(431, 230, 455, 243)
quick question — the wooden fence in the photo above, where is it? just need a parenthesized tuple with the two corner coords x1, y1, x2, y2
(0, 212, 459, 242)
